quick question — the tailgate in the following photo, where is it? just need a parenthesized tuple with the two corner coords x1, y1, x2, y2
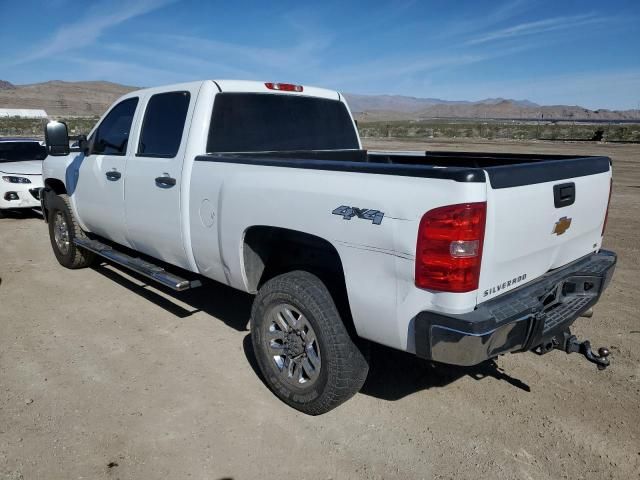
(478, 157, 611, 304)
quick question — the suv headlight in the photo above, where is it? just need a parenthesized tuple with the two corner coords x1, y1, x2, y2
(2, 176, 31, 184)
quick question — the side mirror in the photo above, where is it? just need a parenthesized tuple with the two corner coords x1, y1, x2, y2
(45, 121, 70, 156)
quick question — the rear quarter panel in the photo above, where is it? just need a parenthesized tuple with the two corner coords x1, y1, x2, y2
(188, 160, 486, 352)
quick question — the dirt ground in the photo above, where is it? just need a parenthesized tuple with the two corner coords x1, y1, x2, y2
(1, 139, 638, 480)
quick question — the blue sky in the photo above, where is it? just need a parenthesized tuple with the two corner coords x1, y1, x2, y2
(1, 0, 639, 109)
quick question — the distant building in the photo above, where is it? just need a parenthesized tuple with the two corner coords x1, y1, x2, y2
(0, 108, 48, 119)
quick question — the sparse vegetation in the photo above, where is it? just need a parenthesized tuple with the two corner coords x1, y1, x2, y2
(357, 120, 640, 142)
(0, 116, 99, 138)
(2, 115, 639, 143)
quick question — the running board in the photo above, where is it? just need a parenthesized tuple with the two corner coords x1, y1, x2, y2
(74, 238, 202, 291)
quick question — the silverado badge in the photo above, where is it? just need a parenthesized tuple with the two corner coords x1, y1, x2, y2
(552, 216, 572, 235)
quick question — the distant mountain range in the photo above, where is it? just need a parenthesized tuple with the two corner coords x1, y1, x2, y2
(1, 80, 638, 121)
(345, 93, 539, 112)
(344, 93, 640, 121)
(0, 80, 136, 117)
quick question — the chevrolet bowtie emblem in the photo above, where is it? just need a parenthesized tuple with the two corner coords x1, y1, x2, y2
(553, 216, 572, 235)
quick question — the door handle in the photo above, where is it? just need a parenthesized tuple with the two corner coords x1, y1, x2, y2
(105, 170, 121, 181)
(155, 174, 176, 188)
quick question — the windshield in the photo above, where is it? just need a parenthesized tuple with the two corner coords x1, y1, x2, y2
(0, 142, 47, 162)
(207, 93, 359, 153)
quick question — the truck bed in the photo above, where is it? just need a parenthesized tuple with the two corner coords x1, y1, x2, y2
(198, 149, 611, 188)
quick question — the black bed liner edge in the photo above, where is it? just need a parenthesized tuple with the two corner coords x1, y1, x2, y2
(486, 156, 611, 188)
(195, 154, 486, 182)
(194, 152, 610, 187)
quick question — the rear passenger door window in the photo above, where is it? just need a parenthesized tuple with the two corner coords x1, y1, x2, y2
(91, 97, 139, 155)
(137, 91, 191, 157)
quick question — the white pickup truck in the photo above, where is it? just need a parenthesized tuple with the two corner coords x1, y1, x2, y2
(42, 80, 616, 414)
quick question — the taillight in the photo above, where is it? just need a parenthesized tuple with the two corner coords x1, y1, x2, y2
(602, 177, 612, 237)
(415, 202, 487, 293)
(265, 82, 303, 92)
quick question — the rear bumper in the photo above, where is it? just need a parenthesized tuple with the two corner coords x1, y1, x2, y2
(415, 250, 617, 366)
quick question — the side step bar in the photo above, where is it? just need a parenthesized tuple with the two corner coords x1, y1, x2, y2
(74, 237, 202, 292)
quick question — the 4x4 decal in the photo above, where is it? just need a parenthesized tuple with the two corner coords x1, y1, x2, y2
(332, 205, 384, 225)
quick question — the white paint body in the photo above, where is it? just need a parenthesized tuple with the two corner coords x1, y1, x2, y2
(42, 80, 611, 354)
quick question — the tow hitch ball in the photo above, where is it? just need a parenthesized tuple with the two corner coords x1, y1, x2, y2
(536, 331, 611, 370)
(564, 335, 610, 370)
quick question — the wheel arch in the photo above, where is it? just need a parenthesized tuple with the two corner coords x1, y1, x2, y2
(242, 226, 356, 335)
(42, 178, 67, 221)
(44, 178, 67, 195)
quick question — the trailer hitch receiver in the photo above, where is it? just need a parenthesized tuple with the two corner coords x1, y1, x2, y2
(535, 331, 610, 370)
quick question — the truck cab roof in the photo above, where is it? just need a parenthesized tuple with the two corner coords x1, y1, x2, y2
(122, 80, 341, 101)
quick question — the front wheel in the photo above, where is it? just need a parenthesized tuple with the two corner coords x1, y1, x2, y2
(47, 194, 95, 269)
(251, 270, 369, 415)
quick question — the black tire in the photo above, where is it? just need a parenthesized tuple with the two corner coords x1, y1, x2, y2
(47, 194, 96, 269)
(251, 270, 369, 415)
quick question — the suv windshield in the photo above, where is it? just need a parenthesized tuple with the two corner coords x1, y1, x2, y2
(207, 93, 359, 152)
(0, 141, 47, 162)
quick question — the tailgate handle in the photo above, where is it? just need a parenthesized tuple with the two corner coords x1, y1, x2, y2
(554, 182, 575, 208)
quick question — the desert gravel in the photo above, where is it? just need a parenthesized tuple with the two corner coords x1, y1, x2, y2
(0, 139, 638, 479)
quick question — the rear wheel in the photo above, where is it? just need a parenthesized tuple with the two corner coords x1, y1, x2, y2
(47, 194, 95, 269)
(251, 270, 369, 415)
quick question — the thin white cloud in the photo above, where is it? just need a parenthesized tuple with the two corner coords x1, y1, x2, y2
(64, 57, 186, 87)
(114, 13, 334, 85)
(10, 0, 175, 65)
(432, 0, 532, 41)
(105, 43, 255, 78)
(151, 33, 330, 71)
(466, 13, 606, 45)
(318, 54, 487, 88)
(489, 0, 531, 23)
(315, 41, 542, 94)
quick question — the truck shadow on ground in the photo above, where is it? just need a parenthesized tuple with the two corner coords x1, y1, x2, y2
(92, 261, 530, 401)
(241, 336, 530, 401)
(91, 262, 253, 332)
(358, 344, 531, 400)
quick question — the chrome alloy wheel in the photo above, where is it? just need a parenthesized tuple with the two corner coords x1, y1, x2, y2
(53, 211, 70, 255)
(263, 303, 322, 387)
